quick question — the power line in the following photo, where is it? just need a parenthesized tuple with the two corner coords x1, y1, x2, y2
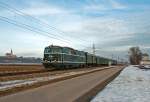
(0, 3, 69, 42)
(0, 1, 89, 45)
(0, 16, 89, 48)
(0, 16, 69, 43)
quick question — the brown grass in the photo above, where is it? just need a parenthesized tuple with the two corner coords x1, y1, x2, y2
(0, 64, 44, 73)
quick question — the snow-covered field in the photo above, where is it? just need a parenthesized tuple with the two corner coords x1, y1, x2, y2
(91, 65, 150, 102)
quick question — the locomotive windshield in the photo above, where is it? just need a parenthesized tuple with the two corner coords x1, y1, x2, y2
(44, 48, 51, 53)
(44, 47, 62, 62)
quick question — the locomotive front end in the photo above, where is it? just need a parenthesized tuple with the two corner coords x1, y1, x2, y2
(42, 46, 62, 69)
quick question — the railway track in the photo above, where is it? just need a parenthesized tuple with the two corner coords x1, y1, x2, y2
(0, 69, 49, 76)
(0, 64, 51, 81)
(0, 64, 43, 72)
(0, 69, 70, 82)
(0, 66, 124, 97)
(0, 65, 124, 82)
(0, 66, 108, 81)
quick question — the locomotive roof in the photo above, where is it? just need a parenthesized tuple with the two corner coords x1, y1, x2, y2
(47, 45, 84, 52)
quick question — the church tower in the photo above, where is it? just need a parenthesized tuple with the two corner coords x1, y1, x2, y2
(11, 49, 13, 55)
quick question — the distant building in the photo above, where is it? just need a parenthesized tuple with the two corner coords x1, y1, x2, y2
(140, 53, 150, 65)
(142, 53, 149, 61)
(5, 49, 17, 58)
(0, 49, 42, 63)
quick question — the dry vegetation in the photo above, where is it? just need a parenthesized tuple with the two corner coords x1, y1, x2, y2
(0, 64, 44, 73)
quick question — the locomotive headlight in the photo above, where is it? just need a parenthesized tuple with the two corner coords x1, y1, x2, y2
(49, 55, 53, 58)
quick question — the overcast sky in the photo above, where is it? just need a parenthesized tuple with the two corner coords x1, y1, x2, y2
(0, 0, 150, 60)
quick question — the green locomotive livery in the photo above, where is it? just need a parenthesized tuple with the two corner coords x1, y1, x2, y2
(43, 45, 117, 69)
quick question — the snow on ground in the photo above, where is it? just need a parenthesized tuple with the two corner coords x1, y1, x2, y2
(91, 65, 150, 102)
(0, 72, 78, 91)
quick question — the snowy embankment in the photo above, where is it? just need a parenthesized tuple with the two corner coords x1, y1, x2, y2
(91, 65, 150, 102)
(0, 66, 112, 91)
(0, 71, 80, 91)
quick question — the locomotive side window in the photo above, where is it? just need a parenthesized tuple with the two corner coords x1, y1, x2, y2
(52, 48, 61, 53)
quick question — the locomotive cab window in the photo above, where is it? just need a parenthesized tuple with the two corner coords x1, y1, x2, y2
(44, 48, 51, 53)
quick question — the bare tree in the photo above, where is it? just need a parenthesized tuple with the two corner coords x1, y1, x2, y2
(129, 47, 142, 65)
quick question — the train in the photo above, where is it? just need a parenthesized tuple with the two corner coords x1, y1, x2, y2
(42, 45, 117, 69)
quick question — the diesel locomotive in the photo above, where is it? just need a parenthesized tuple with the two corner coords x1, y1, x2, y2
(42, 45, 117, 69)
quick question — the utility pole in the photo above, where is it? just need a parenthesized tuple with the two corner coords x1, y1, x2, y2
(111, 54, 114, 60)
(92, 43, 96, 66)
(92, 43, 96, 55)
(118, 56, 119, 62)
